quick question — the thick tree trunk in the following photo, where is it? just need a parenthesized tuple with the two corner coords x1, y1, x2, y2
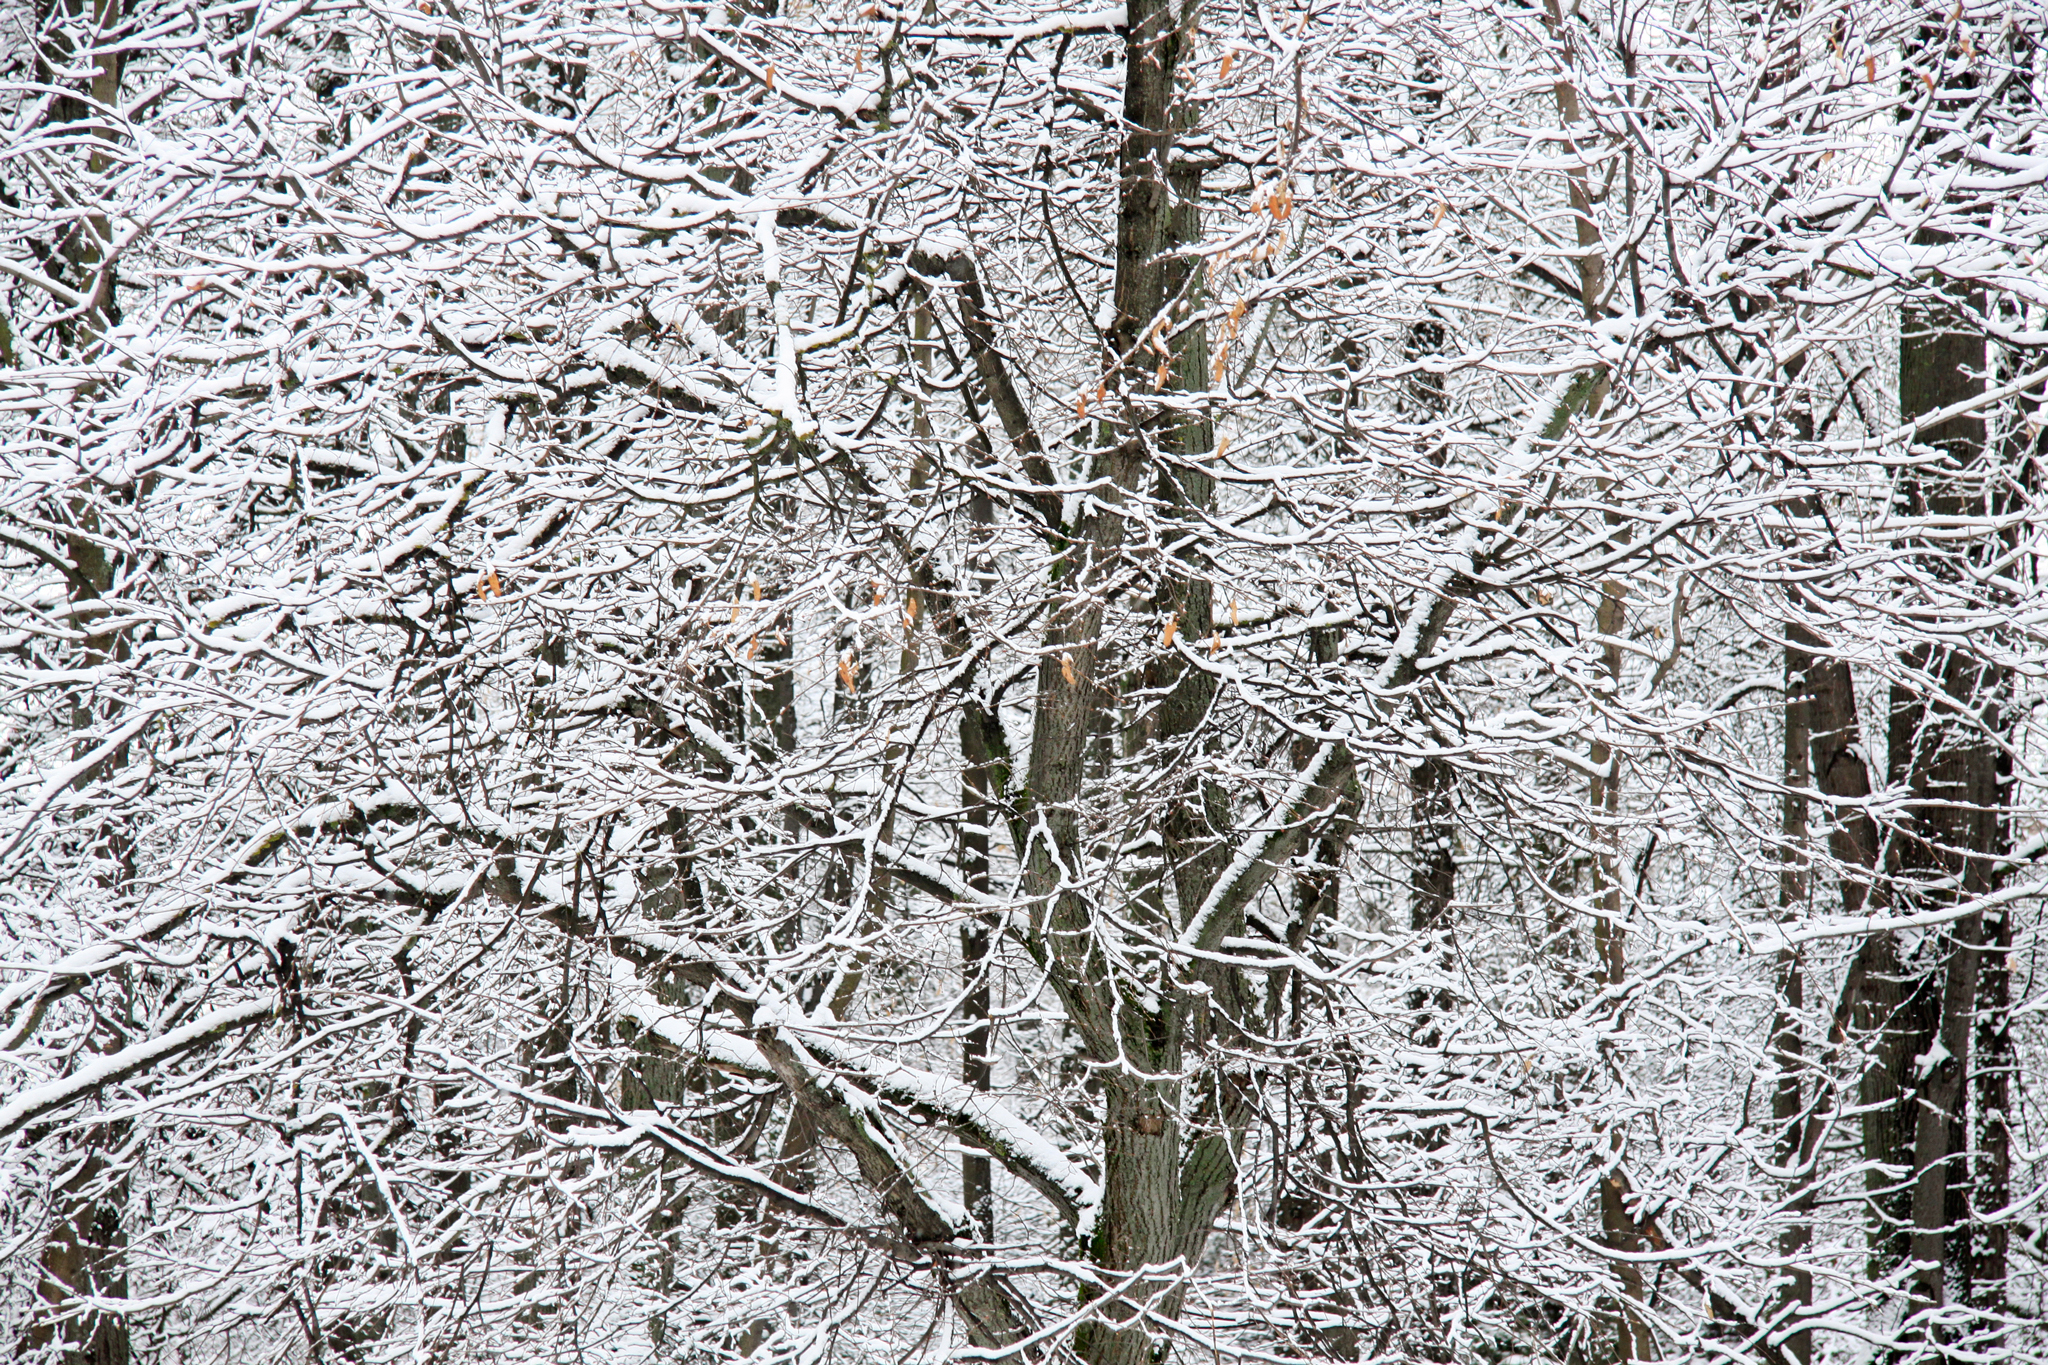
(1021, 2, 1260, 1359)
(1771, 640, 1813, 1365)
(27, 1133, 131, 1365)
(1408, 758, 1455, 937)
(1879, 232, 1997, 1318)
(1967, 32, 2047, 1329)
(34, 0, 128, 347)
(1783, 596, 1918, 1304)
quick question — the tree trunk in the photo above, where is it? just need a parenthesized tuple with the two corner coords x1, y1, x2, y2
(1881, 222, 1996, 1318)
(1771, 639, 1813, 1365)
(960, 681, 997, 1245)
(27, 1131, 131, 1365)
(1970, 892, 2012, 1324)
(34, 0, 128, 347)
(1024, 1, 1256, 1358)
(1588, 583, 1651, 1363)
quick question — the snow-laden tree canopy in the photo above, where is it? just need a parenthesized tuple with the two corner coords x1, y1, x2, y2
(4, 0, 2048, 1362)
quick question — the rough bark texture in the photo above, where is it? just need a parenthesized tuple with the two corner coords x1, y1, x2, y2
(34, 0, 128, 345)
(1772, 640, 1813, 1365)
(27, 1135, 131, 1365)
(1879, 228, 1997, 1317)
(1010, 3, 1329, 1357)
(959, 682, 997, 1245)
(31, 0, 137, 1316)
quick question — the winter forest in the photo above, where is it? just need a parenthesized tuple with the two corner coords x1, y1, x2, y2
(8, 0, 2048, 1361)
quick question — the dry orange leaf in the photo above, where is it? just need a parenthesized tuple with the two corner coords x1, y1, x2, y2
(838, 653, 857, 692)
(764, 64, 776, 90)
(1162, 618, 1178, 647)
(1230, 598, 1240, 626)
(1865, 54, 1876, 81)
(476, 569, 502, 599)
(1077, 393, 1089, 418)
(747, 635, 761, 660)
(1211, 344, 1229, 384)
(1270, 184, 1293, 221)
(1921, 71, 1936, 92)
(1060, 652, 1077, 685)
(751, 577, 762, 601)
(1209, 632, 1221, 656)
(1216, 435, 1231, 457)
(1219, 49, 1235, 79)
(1430, 200, 1449, 227)
(1156, 361, 1171, 387)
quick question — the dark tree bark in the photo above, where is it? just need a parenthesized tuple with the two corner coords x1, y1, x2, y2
(1771, 640, 1813, 1365)
(959, 667, 997, 1245)
(26, 1132, 131, 1365)
(26, 0, 137, 1321)
(1876, 217, 1999, 1318)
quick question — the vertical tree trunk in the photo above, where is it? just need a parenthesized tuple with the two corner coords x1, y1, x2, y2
(1538, 0, 1606, 323)
(1408, 758, 1454, 956)
(1780, 598, 1913, 1301)
(1970, 891, 2012, 1325)
(34, 0, 128, 347)
(1590, 588, 1652, 1364)
(27, 1132, 131, 1365)
(1404, 312, 1457, 1055)
(1271, 823, 1362, 1363)
(1882, 220, 1995, 1318)
(1028, 0, 1221, 1358)
(959, 676, 997, 1244)
(1533, 20, 1641, 1314)
(1588, 583, 1627, 993)
(1403, 307, 1455, 959)
(1967, 26, 2047, 1330)
(1771, 639, 1813, 1365)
